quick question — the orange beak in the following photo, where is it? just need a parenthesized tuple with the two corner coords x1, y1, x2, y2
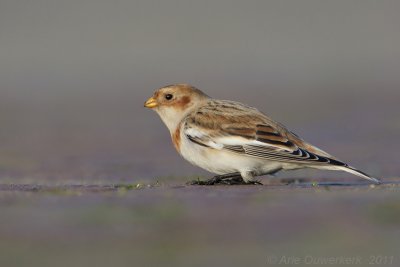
(144, 97, 158, 108)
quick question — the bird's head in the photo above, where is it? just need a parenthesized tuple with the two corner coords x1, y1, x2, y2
(144, 84, 209, 132)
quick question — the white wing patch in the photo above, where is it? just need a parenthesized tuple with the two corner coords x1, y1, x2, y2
(183, 123, 348, 167)
(184, 126, 288, 152)
(185, 127, 204, 138)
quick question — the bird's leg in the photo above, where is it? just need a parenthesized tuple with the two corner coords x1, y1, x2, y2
(189, 172, 263, 185)
(206, 172, 242, 185)
(188, 172, 240, 185)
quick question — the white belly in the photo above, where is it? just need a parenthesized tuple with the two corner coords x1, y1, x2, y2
(178, 133, 284, 180)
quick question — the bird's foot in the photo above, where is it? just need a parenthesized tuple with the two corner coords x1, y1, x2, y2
(188, 173, 263, 185)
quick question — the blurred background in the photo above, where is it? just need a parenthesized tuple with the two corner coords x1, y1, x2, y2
(1, 1, 400, 267)
(1, 0, 399, 182)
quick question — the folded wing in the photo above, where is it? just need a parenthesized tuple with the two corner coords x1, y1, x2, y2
(183, 100, 346, 167)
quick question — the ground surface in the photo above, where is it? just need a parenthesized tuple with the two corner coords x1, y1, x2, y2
(1, 178, 400, 267)
(1, 2, 400, 266)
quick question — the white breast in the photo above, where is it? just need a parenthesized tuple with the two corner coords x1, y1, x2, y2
(178, 127, 283, 178)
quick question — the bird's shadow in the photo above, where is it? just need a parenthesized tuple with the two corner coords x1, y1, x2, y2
(187, 177, 400, 187)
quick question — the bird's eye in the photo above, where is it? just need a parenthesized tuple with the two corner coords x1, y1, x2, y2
(165, 94, 173, 100)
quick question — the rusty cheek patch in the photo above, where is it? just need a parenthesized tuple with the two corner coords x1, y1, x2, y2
(171, 125, 181, 152)
(175, 96, 191, 110)
(163, 95, 192, 110)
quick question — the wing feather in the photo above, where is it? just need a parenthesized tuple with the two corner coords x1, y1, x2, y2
(183, 100, 346, 167)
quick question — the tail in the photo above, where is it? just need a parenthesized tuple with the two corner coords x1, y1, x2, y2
(338, 165, 381, 184)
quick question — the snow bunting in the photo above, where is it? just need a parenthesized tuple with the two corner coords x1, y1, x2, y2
(144, 84, 380, 185)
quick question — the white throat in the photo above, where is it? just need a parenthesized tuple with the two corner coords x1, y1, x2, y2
(155, 107, 189, 133)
